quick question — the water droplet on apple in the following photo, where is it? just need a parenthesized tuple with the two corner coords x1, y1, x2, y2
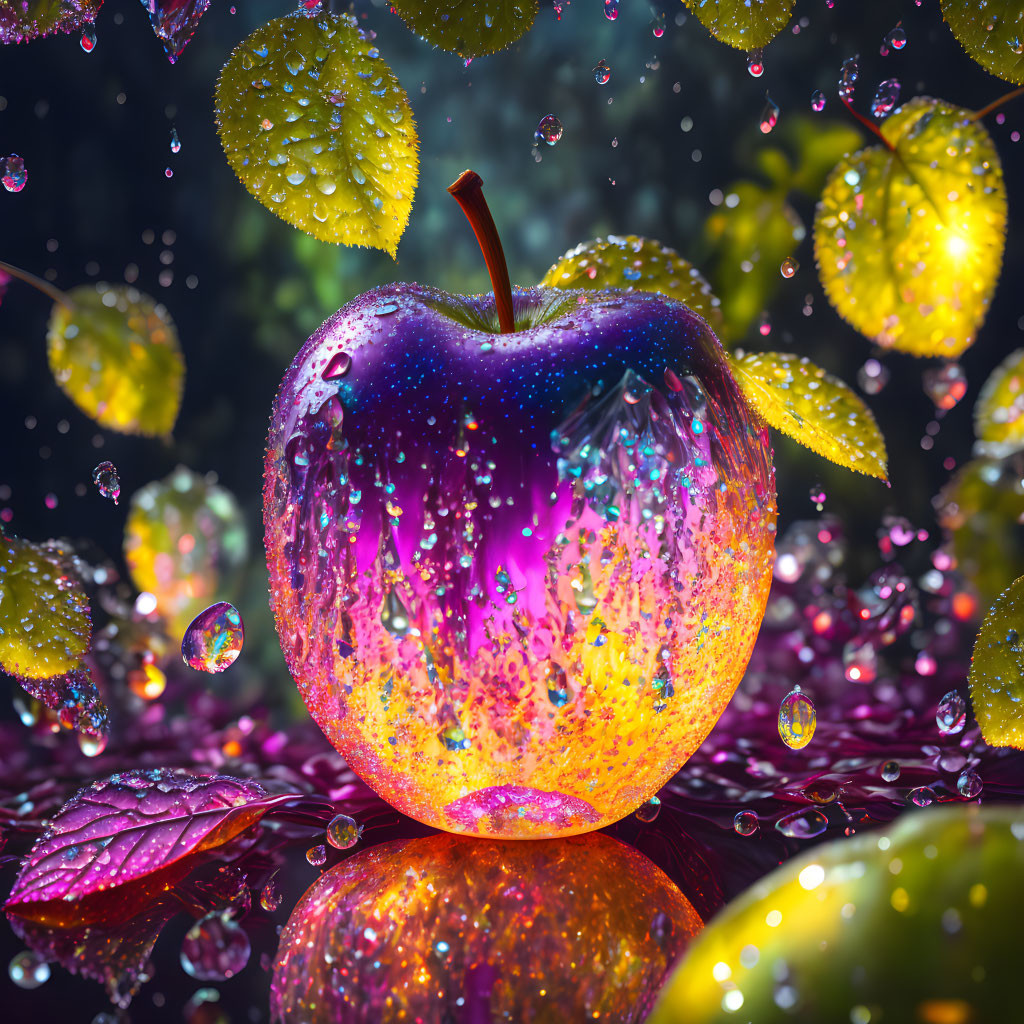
(372, 302, 399, 316)
(322, 352, 352, 380)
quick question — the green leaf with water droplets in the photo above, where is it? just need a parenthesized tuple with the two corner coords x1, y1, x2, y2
(47, 283, 183, 437)
(974, 348, 1024, 458)
(969, 573, 1024, 748)
(216, 12, 419, 258)
(0, 0, 101, 45)
(391, 0, 537, 58)
(730, 350, 888, 481)
(541, 235, 722, 333)
(0, 535, 91, 681)
(682, 0, 794, 51)
(943, 0, 1024, 84)
(814, 97, 1007, 358)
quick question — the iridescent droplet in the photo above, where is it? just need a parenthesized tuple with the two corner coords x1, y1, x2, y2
(838, 56, 859, 99)
(180, 911, 251, 981)
(322, 351, 352, 380)
(734, 810, 759, 836)
(636, 796, 661, 823)
(326, 812, 362, 849)
(870, 78, 901, 118)
(2, 154, 28, 193)
(747, 50, 765, 78)
(92, 461, 120, 504)
(780, 256, 799, 279)
(181, 601, 244, 673)
(909, 786, 936, 807)
(78, 732, 108, 757)
(535, 114, 563, 147)
(759, 93, 780, 134)
(260, 875, 282, 912)
(593, 59, 611, 85)
(306, 843, 328, 866)
(80, 24, 97, 52)
(936, 690, 966, 736)
(9, 950, 49, 989)
(603, 0, 619, 20)
(881, 760, 901, 782)
(170, 128, 182, 154)
(957, 768, 983, 799)
(811, 89, 826, 112)
(778, 689, 816, 749)
(923, 363, 967, 411)
(886, 24, 906, 50)
(775, 807, 829, 839)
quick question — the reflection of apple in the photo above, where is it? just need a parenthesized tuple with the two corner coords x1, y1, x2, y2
(264, 171, 776, 838)
(272, 831, 702, 1022)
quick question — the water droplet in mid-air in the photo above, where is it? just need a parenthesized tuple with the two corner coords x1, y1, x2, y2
(923, 363, 967, 411)
(778, 689, 816, 749)
(636, 796, 661, 822)
(838, 56, 860, 99)
(535, 114, 563, 146)
(593, 59, 611, 85)
(858, 358, 890, 395)
(260, 875, 282, 912)
(170, 128, 182, 154)
(326, 813, 362, 849)
(886, 23, 907, 51)
(759, 93, 780, 134)
(92, 461, 120, 504)
(811, 89, 826, 112)
(9, 950, 49, 989)
(734, 810, 759, 836)
(78, 732, 108, 757)
(936, 690, 966, 736)
(870, 78, 900, 118)
(306, 843, 328, 866)
(180, 911, 251, 981)
(650, 11, 665, 37)
(181, 601, 244, 673)
(2, 154, 28, 193)
(881, 760, 901, 782)
(957, 768, 983, 799)
(603, 0, 619, 20)
(80, 24, 97, 52)
(747, 50, 765, 78)
(780, 256, 799, 279)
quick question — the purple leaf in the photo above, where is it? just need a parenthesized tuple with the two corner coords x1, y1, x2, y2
(139, 0, 210, 63)
(18, 665, 109, 743)
(5, 768, 305, 928)
(9, 899, 177, 1008)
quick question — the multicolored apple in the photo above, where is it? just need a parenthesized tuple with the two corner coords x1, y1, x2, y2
(264, 172, 777, 837)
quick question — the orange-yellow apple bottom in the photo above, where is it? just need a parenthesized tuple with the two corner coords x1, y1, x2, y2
(271, 832, 702, 1022)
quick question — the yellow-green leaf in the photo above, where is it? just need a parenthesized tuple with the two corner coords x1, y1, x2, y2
(943, 0, 1024, 84)
(704, 180, 804, 341)
(540, 235, 723, 333)
(216, 11, 419, 258)
(969, 573, 1024, 747)
(650, 807, 1024, 1024)
(975, 348, 1024, 457)
(730, 350, 888, 480)
(391, 0, 537, 58)
(0, 535, 91, 681)
(47, 283, 183, 437)
(0, 0, 101, 45)
(682, 0, 793, 50)
(814, 97, 1007, 358)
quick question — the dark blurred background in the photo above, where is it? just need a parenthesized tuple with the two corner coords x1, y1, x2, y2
(0, 0, 1022, 1019)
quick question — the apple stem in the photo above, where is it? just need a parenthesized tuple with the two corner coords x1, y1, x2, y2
(448, 170, 515, 334)
(0, 258, 71, 308)
(841, 96, 895, 152)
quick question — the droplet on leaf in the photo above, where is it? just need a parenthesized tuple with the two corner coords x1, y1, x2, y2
(936, 689, 967, 735)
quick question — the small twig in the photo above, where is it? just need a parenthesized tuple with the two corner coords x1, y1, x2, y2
(971, 84, 1024, 122)
(841, 96, 895, 152)
(0, 259, 71, 307)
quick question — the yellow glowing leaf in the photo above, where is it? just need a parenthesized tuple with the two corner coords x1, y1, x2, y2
(540, 235, 723, 333)
(814, 97, 1007, 358)
(216, 11, 419, 258)
(730, 350, 888, 480)
(0, 535, 91, 681)
(969, 574, 1024, 748)
(975, 348, 1024, 457)
(943, 0, 1024, 84)
(650, 807, 1024, 1023)
(704, 180, 804, 341)
(0, 0, 101, 45)
(47, 283, 183, 437)
(391, 0, 537, 58)
(682, 0, 793, 50)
